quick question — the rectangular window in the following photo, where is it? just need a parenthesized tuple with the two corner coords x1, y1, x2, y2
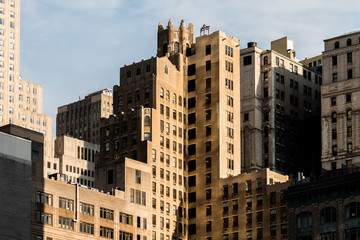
(59, 197, 74, 211)
(80, 222, 94, 235)
(80, 202, 94, 216)
(188, 79, 196, 92)
(206, 45, 211, 55)
(58, 216, 74, 230)
(332, 56, 337, 66)
(188, 64, 196, 76)
(100, 226, 114, 239)
(100, 207, 114, 221)
(206, 60, 211, 71)
(36, 211, 53, 225)
(244, 55, 252, 65)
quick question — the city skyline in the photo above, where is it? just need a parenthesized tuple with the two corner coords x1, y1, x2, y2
(20, 0, 360, 134)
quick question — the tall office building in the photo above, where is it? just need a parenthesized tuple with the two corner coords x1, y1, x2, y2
(56, 88, 113, 144)
(0, 0, 53, 168)
(241, 37, 322, 175)
(321, 31, 360, 170)
(96, 19, 293, 240)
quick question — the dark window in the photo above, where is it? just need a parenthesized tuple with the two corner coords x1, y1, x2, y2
(188, 128, 196, 140)
(331, 97, 336, 106)
(206, 60, 211, 71)
(206, 78, 211, 89)
(188, 176, 196, 187)
(189, 208, 196, 219)
(332, 56, 337, 66)
(188, 160, 196, 171)
(188, 144, 196, 155)
(136, 68, 141, 75)
(244, 113, 249, 122)
(188, 192, 196, 203)
(334, 41, 339, 49)
(346, 94, 351, 103)
(206, 110, 211, 120)
(331, 112, 337, 123)
(205, 94, 211, 105)
(188, 224, 196, 235)
(347, 52, 352, 63)
(107, 170, 113, 185)
(347, 38, 352, 46)
(188, 79, 196, 92)
(188, 64, 196, 76)
(244, 56, 252, 65)
(206, 141, 211, 152)
(127, 92, 132, 104)
(127, 71, 131, 78)
(348, 69, 353, 79)
(146, 64, 150, 72)
(188, 113, 196, 124)
(206, 125, 211, 136)
(206, 189, 211, 200)
(206, 45, 211, 55)
(206, 173, 211, 184)
(264, 88, 268, 98)
(188, 97, 196, 108)
(206, 157, 212, 168)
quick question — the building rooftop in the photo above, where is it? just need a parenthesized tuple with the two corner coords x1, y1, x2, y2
(324, 30, 360, 41)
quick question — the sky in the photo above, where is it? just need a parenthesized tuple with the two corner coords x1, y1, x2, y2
(20, 0, 360, 135)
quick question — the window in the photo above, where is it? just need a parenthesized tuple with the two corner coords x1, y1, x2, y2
(188, 64, 196, 76)
(166, 91, 170, 101)
(174, 42, 179, 54)
(37, 191, 53, 206)
(58, 216, 74, 230)
(244, 113, 249, 122)
(100, 226, 114, 239)
(160, 88, 164, 98)
(331, 97, 336, 106)
(332, 56, 337, 66)
(206, 60, 211, 71)
(244, 56, 252, 65)
(320, 207, 336, 224)
(206, 45, 211, 55)
(332, 73, 337, 82)
(334, 41, 339, 49)
(59, 197, 74, 211)
(347, 109, 352, 121)
(348, 69, 353, 79)
(80, 202, 94, 216)
(206, 77, 211, 89)
(206, 189, 211, 200)
(188, 79, 196, 92)
(347, 52, 352, 63)
(346, 94, 351, 103)
(36, 211, 53, 225)
(206, 109, 211, 120)
(347, 38, 352, 46)
(80, 222, 94, 235)
(136, 170, 141, 184)
(100, 207, 114, 221)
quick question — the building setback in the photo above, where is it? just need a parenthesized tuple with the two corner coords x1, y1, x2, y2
(56, 89, 113, 144)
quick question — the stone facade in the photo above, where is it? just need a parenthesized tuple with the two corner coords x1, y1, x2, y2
(56, 89, 113, 144)
(321, 31, 360, 170)
(241, 38, 322, 175)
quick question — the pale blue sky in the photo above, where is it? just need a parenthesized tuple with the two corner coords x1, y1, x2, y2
(20, 0, 360, 135)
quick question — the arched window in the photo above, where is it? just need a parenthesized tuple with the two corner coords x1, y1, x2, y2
(347, 109, 352, 121)
(166, 90, 170, 101)
(320, 207, 336, 224)
(164, 65, 168, 74)
(178, 96, 182, 106)
(160, 88, 164, 98)
(127, 92, 132, 104)
(136, 68, 141, 75)
(347, 38, 352, 46)
(126, 71, 131, 78)
(144, 116, 151, 126)
(345, 202, 360, 220)
(145, 87, 150, 99)
(118, 95, 123, 106)
(173, 93, 176, 104)
(334, 41, 339, 49)
(146, 64, 151, 72)
(264, 56, 268, 65)
(163, 43, 168, 56)
(331, 112, 337, 123)
(174, 42, 180, 54)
